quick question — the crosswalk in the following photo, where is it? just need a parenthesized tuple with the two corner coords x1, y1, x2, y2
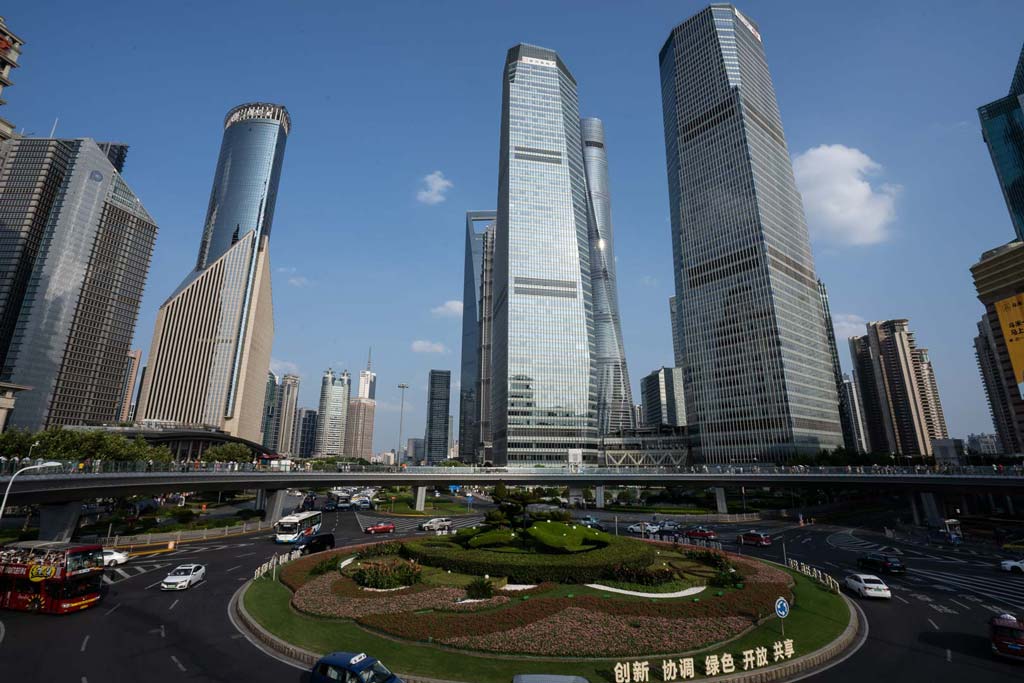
(354, 512, 483, 535)
(824, 530, 992, 566)
(102, 562, 169, 585)
(826, 531, 896, 554)
(907, 566, 1024, 611)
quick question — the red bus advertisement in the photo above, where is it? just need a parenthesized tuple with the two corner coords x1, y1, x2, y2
(0, 540, 105, 614)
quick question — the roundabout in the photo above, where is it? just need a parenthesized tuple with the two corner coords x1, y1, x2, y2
(236, 522, 858, 682)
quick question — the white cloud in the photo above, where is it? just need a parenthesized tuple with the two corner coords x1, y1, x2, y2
(832, 313, 867, 340)
(411, 340, 447, 353)
(431, 300, 463, 317)
(276, 266, 297, 274)
(640, 275, 657, 287)
(270, 358, 300, 376)
(793, 144, 899, 246)
(416, 170, 453, 205)
(287, 276, 311, 287)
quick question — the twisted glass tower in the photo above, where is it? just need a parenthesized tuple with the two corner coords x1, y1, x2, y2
(492, 44, 597, 465)
(581, 117, 635, 434)
(660, 5, 841, 461)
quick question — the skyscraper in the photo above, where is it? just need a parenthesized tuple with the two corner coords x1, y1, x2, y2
(118, 350, 143, 423)
(640, 367, 686, 428)
(476, 223, 496, 463)
(275, 374, 300, 456)
(0, 138, 158, 430)
(979, 43, 1024, 241)
(817, 280, 856, 451)
(345, 398, 376, 461)
(840, 374, 869, 454)
(137, 103, 289, 441)
(358, 348, 376, 400)
(459, 211, 496, 462)
(262, 371, 279, 450)
(424, 369, 451, 464)
(294, 407, 318, 458)
(582, 117, 635, 435)
(659, 5, 842, 461)
(669, 296, 684, 369)
(314, 368, 350, 457)
(849, 319, 947, 456)
(492, 44, 597, 466)
(0, 17, 24, 143)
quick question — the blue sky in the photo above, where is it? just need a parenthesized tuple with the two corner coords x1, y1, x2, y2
(7, 1, 1024, 450)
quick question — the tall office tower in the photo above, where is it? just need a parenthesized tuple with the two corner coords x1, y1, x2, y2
(971, 241, 1024, 454)
(492, 44, 597, 466)
(582, 117, 635, 435)
(423, 369, 451, 464)
(275, 374, 300, 456)
(0, 139, 157, 430)
(313, 368, 350, 457)
(914, 348, 948, 444)
(669, 296, 684, 368)
(633, 403, 644, 427)
(459, 211, 497, 462)
(659, 5, 842, 461)
(840, 374, 869, 454)
(817, 280, 855, 451)
(294, 407, 318, 458)
(357, 348, 376, 399)
(0, 17, 24, 143)
(640, 367, 686, 427)
(130, 366, 146, 422)
(979, 43, 1024, 241)
(136, 103, 289, 442)
(406, 437, 425, 464)
(118, 350, 143, 423)
(344, 398, 376, 460)
(261, 371, 279, 450)
(849, 320, 946, 457)
(476, 224, 496, 462)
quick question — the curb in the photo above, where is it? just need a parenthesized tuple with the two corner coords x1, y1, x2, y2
(231, 575, 863, 683)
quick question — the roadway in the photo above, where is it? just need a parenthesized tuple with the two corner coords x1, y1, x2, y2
(1, 505, 1022, 682)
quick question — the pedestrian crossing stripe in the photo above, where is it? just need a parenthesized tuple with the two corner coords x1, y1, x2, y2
(910, 567, 1024, 611)
(354, 512, 483, 534)
(101, 562, 169, 584)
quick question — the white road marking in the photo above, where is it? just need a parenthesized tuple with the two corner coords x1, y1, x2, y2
(160, 624, 165, 639)
(145, 580, 163, 590)
(113, 568, 131, 580)
(0, 619, 5, 647)
(236, 552, 256, 558)
(928, 618, 940, 631)
(168, 599, 179, 611)
(82, 678, 88, 683)
(894, 595, 909, 604)
(104, 603, 122, 616)
(170, 655, 187, 672)
(950, 598, 971, 610)
(80, 635, 90, 652)
(946, 648, 952, 662)
(825, 561, 840, 568)
(226, 565, 242, 573)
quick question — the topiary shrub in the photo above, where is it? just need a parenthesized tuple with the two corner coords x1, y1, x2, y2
(467, 528, 517, 548)
(351, 559, 422, 589)
(308, 556, 340, 576)
(360, 542, 403, 558)
(525, 522, 610, 553)
(465, 577, 494, 600)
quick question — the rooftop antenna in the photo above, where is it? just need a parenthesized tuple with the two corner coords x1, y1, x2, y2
(48, 117, 59, 138)
(367, 346, 372, 370)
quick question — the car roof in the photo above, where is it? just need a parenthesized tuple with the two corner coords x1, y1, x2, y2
(321, 652, 375, 671)
(991, 613, 1024, 628)
(851, 573, 883, 581)
(173, 564, 202, 570)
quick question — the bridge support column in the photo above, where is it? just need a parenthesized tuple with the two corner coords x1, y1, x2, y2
(595, 486, 606, 509)
(908, 493, 921, 526)
(414, 486, 427, 512)
(920, 492, 943, 527)
(38, 502, 82, 542)
(959, 495, 970, 517)
(257, 490, 289, 524)
(714, 487, 728, 514)
(1007, 496, 1016, 516)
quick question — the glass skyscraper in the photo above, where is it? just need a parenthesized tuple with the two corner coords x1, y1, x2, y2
(659, 5, 842, 461)
(492, 44, 597, 465)
(979, 43, 1024, 241)
(582, 118, 635, 435)
(459, 210, 496, 462)
(314, 368, 350, 457)
(424, 369, 451, 464)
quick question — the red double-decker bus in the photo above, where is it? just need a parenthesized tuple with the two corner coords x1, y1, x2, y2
(0, 541, 105, 614)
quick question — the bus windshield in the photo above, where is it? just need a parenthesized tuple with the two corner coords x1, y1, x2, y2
(277, 522, 298, 533)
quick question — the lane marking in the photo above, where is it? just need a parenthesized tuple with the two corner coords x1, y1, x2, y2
(82, 678, 88, 683)
(825, 561, 840, 568)
(928, 618, 940, 631)
(894, 595, 909, 604)
(80, 635, 90, 652)
(236, 552, 256, 558)
(0, 619, 5, 647)
(145, 580, 163, 590)
(170, 655, 187, 672)
(946, 648, 952, 663)
(160, 624, 165, 639)
(168, 599, 179, 611)
(226, 565, 242, 573)
(950, 598, 971, 610)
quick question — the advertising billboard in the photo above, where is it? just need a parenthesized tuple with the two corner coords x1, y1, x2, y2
(995, 293, 1024, 399)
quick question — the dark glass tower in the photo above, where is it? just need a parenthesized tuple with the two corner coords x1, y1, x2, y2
(424, 370, 451, 464)
(979, 43, 1024, 241)
(817, 279, 857, 452)
(659, 5, 842, 461)
(459, 211, 496, 462)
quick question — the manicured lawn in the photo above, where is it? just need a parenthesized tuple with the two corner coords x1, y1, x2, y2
(244, 569, 849, 682)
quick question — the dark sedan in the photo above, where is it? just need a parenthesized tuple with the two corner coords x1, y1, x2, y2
(857, 553, 906, 574)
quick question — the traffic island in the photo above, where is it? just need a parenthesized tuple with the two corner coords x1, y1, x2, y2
(233, 527, 860, 682)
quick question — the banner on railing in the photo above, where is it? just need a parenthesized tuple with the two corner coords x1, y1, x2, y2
(787, 559, 840, 593)
(254, 549, 301, 580)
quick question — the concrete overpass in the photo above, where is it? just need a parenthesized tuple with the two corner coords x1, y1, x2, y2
(3, 465, 1022, 540)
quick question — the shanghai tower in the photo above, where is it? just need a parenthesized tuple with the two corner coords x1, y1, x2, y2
(137, 103, 290, 441)
(581, 118, 635, 434)
(659, 5, 842, 461)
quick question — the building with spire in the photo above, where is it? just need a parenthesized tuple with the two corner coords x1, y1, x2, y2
(346, 350, 376, 460)
(136, 103, 289, 442)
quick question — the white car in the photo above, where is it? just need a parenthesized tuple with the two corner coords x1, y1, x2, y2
(420, 517, 453, 531)
(160, 564, 206, 591)
(102, 549, 130, 567)
(845, 573, 891, 599)
(627, 522, 660, 534)
(1001, 558, 1024, 575)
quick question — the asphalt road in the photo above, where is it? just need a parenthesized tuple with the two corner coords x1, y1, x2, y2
(2, 505, 1022, 682)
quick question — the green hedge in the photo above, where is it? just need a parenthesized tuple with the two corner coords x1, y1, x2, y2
(402, 536, 654, 584)
(525, 522, 610, 553)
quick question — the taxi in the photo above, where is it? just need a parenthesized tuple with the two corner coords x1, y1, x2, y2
(310, 652, 403, 683)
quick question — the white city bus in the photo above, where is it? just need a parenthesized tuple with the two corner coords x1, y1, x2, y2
(275, 510, 322, 544)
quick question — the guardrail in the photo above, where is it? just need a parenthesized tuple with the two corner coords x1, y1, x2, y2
(103, 520, 275, 548)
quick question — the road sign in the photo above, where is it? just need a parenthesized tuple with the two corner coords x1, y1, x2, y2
(775, 597, 790, 619)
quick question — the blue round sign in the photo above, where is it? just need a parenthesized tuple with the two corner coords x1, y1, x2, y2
(775, 597, 790, 619)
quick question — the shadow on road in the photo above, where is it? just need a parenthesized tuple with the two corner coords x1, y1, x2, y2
(918, 630, 990, 658)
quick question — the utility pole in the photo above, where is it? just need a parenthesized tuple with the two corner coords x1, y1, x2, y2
(396, 383, 409, 464)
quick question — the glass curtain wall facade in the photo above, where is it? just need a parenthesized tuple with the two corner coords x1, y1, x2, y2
(424, 369, 451, 464)
(581, 117, 635, 435)
(979, 44, 1024, 241)
(659, 5, 842, 462)
(492, 44, 597, 465)
(817, 279, 856, 451)
(314, 368, 350, 457)
(459, 210, 496, 462)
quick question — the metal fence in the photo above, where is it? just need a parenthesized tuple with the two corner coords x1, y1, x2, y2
(102, 520, 274, 548)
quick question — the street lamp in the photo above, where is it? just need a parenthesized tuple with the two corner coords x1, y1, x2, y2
(396, 383, 409, 465)
(0, 459, 62, 523)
